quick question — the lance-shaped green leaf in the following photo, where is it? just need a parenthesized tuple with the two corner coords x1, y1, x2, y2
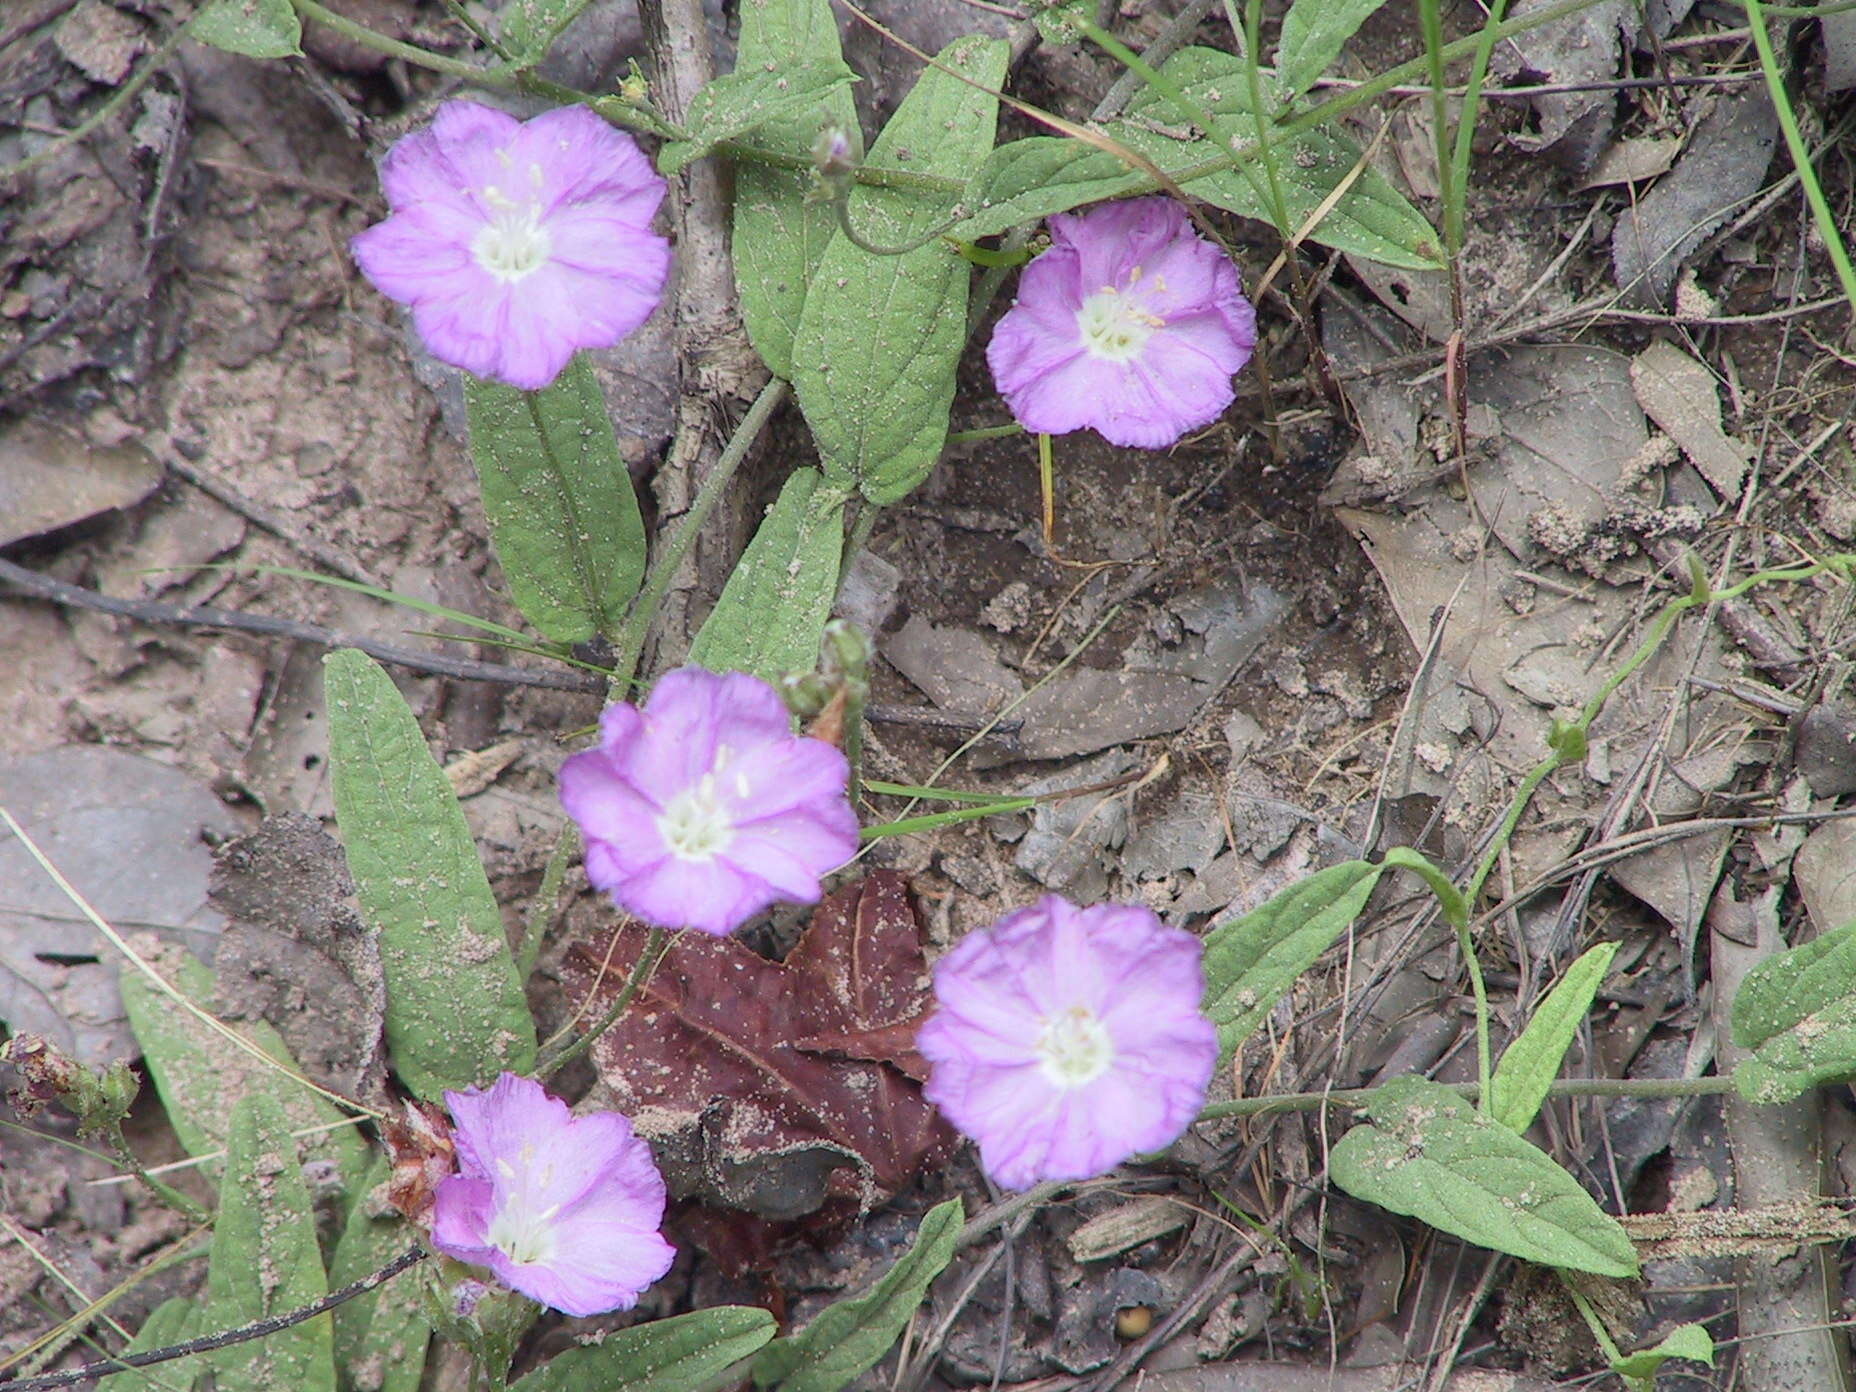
(1730, 919, 1856, 1104)
(203, 1094, 336, 1392)
(661, 61, 858, 173)
(1489, 941, 1619, 1132)
(954, 50, 1442, 270)
(464, 355, 647, 645)
(1118, 49, 1442, 269)
(1611, 1322, 1714, 1386)
(189, 0, 301, 57)
(325, 649, 535, 1098)
(330, 1157, 430, 1392)
(497, 0, 593, 66)
(688, 469, 850, 683)
(1200, 860, 1383, 1055)
(791, 36, 1008, 507)
(731, 0, 859, 378)
(512, 1308, 776, 1392)
(120, 943, 367, 1190)
(1330, 1077, 1639, 1278)
(98, 1297, 200, 1392)
(752, 1198, 962, 1392)
(1275, 0, 1394, 100)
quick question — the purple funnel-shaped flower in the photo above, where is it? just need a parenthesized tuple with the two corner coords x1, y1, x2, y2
(917, 895, 1217, 1190)
(430, 1073, 674, 1317)
(350, 100, 670, 390)
(986, 197, 1257, 449)
(558, 668, 860, 936)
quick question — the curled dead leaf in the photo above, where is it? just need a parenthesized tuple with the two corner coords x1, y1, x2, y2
(565, 872, 954, 1220)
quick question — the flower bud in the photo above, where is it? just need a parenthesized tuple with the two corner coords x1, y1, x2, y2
(421, 1258, 538, 1382)
(779, 672, 832, 720)
(1, 1035, 138, 1136)
(812, 125, 857, 180)
(821, 619, 871, 688)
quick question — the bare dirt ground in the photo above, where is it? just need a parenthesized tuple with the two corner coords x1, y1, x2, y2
(4, 0, 1856, 1387)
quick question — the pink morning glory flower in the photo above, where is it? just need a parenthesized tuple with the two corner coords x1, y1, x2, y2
(986, 197, 1257, 449)
(916, 895, 1217, 1190)
(557, 668, 860, 937)
(350, 100, 670, 391)
(430, 1073, 674, 1317)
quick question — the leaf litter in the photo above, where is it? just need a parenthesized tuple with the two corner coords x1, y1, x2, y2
(565, 871, 953, 1220)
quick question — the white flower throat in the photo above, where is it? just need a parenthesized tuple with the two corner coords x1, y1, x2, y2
(656, 746, 743, 862)
(1034, 1004, 1114, 1088)
(1075, 266, 1166, 364)
(486, 1149, 561, 1266)
(472, 166, 551, 284)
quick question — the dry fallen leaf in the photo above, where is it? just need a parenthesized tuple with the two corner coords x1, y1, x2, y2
(566, 872, 954, 1219)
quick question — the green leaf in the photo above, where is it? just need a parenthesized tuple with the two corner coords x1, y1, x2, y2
(687, 469, 850, 683)
(730, 0, 860, 378)
(497, 0, 592, 65)
(1611, 1322, 1715, 1384)
(1489, 942, 1619, 1133)
(187, 0, 301, 57)
(1329, 1077, 1640, 1278)
(1275, 0, 1394, 100)
(512, 1308, 776, 1392)
(1730, 919, 1856, 1104)
(203, 1094, 336, 1392)
(1029, 0, 1092, 44)
(330, 1157, 430, 1392)
(953, 137, 1153, 242)
(1200, 860, 1383, 1056)
(1119, 49, 1442, 269)
(790, 36, 1008, 506)
(463, 355, 647, 645)
(324, 649, 536, 1099)
(661, 61, 858, 173)
(120, 946, 368, 1191)
(752, 1198, 963, 1392)
(98, 1297, 201, 1392)
(956, 50, 1444, 270)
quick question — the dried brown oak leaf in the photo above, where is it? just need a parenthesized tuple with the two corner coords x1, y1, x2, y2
(565, 871, 954, 1221)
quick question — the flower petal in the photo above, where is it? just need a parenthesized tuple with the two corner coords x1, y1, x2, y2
(431, 1175, 498, 1262)
(490, 1226, 676, 1318)
(919, 896, 1214, 1189)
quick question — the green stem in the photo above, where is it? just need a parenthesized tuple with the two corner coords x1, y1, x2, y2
(950, 240, 1034, 269)
(104, 1125, 211, 1225)
(1196, 1072, 1735, 1122)
(538, 926, 669, 1078)
(1237, 0, 1301, 244)
(608, 377, 788, 689)
(1742, 0, 1856, 317)
(832, 193, 959, 257)
(1457, 922, 1493, 1113)
(1564, 1282, 1625, 1365)
(288, 0, 679, 137)
(1448, 0, 1511, 244)
(1416, 0, 1457, 261)
(440, 0, 513, 61)
(945, 423, 1024, 444)
(1071, 12, 1222, 139)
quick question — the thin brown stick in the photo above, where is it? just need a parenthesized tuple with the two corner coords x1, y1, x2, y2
(161, 453, 385, 587)
(0, 1248, 426, 1392)
(0, 557, 603, 693)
